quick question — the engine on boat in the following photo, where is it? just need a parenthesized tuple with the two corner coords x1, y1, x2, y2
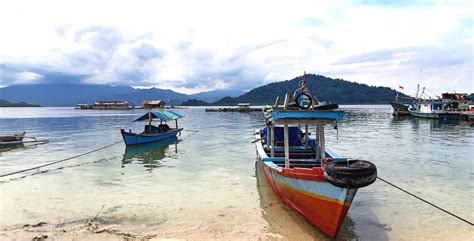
(323, 159, 377, 188)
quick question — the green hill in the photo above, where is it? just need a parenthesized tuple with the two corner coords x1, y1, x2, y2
(181, 99, 210, 106)
(214, 74, 404, 105)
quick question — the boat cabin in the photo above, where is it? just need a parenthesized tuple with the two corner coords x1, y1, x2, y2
(260, 109, 343, 169)
(133, 110, 182, 134)
(258, 89, 344, 169)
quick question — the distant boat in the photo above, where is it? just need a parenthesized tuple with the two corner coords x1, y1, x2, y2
(0, 131, 26, 143)
(390, 101, 410, 116)
(255, 76, 377, 238)
(390, 87, 413, 116)
(121, 110, 184, 146)
(409, 93, 470, 120)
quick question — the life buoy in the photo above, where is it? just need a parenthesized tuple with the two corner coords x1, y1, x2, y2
(294, 92, 313, 109)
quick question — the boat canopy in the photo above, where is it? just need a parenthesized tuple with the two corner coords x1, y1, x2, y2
(267, 110, 344, 123)
(133, 110, 183, 122)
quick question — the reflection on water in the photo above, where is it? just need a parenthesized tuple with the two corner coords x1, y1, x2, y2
(0, 143, 34, 156)
(121, 137, 179, 171)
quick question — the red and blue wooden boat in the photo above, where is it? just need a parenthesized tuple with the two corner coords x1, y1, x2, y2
(255, 80, 376, 238)
(121, 110, 183, 146)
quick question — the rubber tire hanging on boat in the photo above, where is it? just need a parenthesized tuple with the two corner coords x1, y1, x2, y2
(323, 159, 377, 188)
(294, 92, 313, 110)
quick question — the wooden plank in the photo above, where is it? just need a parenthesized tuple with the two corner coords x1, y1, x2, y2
(319, 124, 325, 161)
(304, 124, 309, 150)
(0, 139, 49, 145)
(270, 123, 275, 158)
(284, 123, 290, 168)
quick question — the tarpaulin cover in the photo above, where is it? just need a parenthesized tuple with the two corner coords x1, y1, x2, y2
(133, 110, 183, 122)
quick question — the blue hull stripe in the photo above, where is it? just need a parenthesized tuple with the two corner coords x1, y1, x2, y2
(122, 128, 183, 146)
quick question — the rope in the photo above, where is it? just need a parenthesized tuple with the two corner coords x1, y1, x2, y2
(0, 141, 122, 178)
(377, 177, 473, 226)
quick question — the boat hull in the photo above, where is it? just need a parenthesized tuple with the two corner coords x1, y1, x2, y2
(0, 131, 26, 143)
(256, 155, 356, 237)
(461, 112, 474, 121)
(409, 111, 461, 120)
(121, 128, 183, 146)
(390, 101, 409, 111)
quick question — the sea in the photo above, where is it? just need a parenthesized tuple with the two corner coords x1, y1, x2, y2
(0, 106, 472, 240)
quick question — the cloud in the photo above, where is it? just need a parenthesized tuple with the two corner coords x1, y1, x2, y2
(0, 0, 472, 94)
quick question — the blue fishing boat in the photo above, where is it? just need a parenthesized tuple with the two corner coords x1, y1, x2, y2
(121, 110, 183, 146)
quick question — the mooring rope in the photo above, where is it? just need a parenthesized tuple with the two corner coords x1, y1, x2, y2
(377, 177, 473, 226)
(0, 141, 122, 178)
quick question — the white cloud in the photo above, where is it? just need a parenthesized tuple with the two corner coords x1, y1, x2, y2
(0, 0, 472, 94)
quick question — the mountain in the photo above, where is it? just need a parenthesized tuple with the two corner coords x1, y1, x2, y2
(108, 88, 189, 106)
(181, 99, 210, 106)
(0, 84, 245, 106)
(213, 74, 405, 105)
(0, 99, 41, 107)
(0, 84, 135, 106)
(190, 89, 246, 102)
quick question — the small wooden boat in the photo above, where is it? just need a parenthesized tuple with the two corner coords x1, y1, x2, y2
(0, 132, 49, 146)
(0, 131, 26, 143)
(390, 89, 413, 116)
(390, 101, 411, 116)
(255, 77, 377, 238)
(121, 110, 184, 146)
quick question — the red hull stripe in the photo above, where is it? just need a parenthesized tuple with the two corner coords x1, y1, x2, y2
(259, 160, 354, 238)
(275, 179, 351, 237)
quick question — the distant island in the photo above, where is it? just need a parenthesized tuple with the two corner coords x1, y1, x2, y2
(181, 99, 210, 106)
(0, 99, 41, 107)
(0, 73, 407, 106)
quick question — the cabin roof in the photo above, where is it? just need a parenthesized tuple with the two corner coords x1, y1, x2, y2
(143, 100, 165, 105)
(133, 110, 183, 122)
(268, 110, 344, 122)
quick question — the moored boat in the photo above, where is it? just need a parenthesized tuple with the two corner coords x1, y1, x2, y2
(390, 101, 410, 116)
(409, 93, 470, 120)
(121, 110, 183, 146)
(255, 76, 377, 238)
(0, 131, 26, 143)
(390, 87, 412, 116)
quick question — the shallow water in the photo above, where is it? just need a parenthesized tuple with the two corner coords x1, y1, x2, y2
(0, 106, 473, 240)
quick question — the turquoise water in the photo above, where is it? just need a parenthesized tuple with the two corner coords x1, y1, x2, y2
(0, 106, 473, 240)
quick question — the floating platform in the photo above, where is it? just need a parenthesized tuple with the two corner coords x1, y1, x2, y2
(205, 107, 261, 112)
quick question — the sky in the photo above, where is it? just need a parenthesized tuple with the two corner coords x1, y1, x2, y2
(0, 0, 472, 95)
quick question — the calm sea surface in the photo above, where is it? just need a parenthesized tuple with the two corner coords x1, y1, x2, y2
(0, 106, 473, 240)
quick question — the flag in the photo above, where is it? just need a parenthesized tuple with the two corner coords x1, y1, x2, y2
(399, 86, 404, 90)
